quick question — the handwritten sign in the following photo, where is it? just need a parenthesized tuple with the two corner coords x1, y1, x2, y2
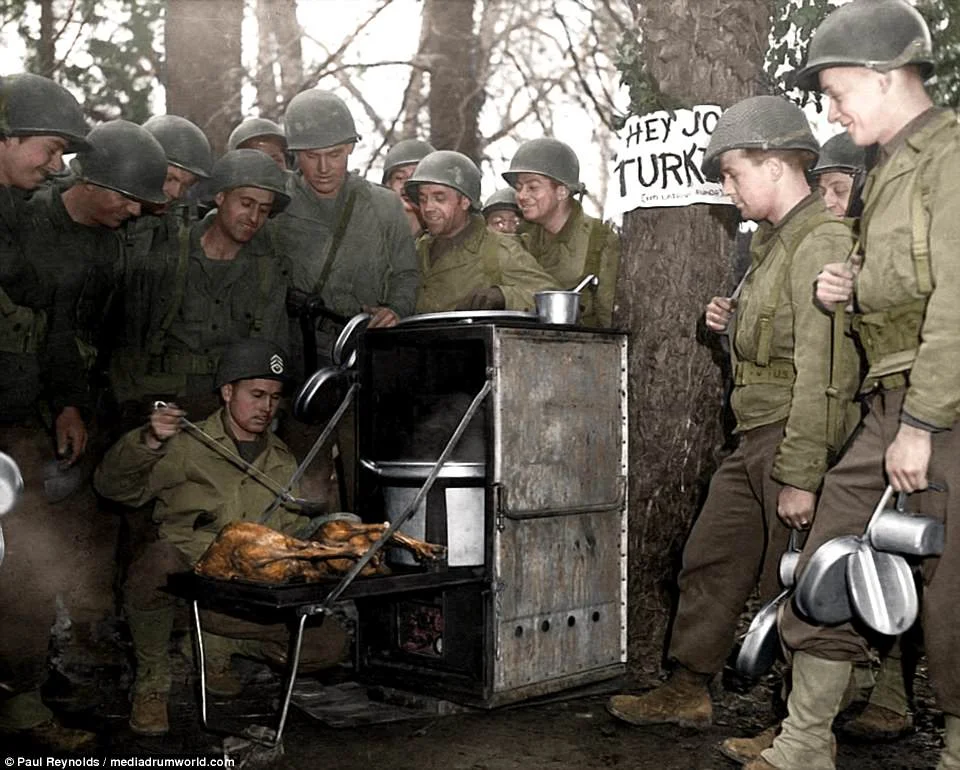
(609, 105, 733, 215)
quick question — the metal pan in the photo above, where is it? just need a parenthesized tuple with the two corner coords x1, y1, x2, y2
(736, 588, 791, 679)
(331, 312, 371, 368)
(868, 490, 944, 557)
(793, 534, 861, 624)
(846, 544, 918, 636)
(779, 530, 803, 589)
(293, 366, 353, 424)
(0, 452, 24, 517)
(396, 310, 538, 327)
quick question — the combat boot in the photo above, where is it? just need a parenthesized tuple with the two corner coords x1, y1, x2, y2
(6, 717, 97, 751)
(606, 667, 712, 728)
(938, 714, 960, 770)
(842, 655, 911, 740)
(126, 607, 174, 736)
(760, 652, 852, 770)
(719, 726, 778, 764)
(197, 633, 244, 697)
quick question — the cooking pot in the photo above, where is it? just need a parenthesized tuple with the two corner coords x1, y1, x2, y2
(0, 452, 23, 517)
(779, 530, 803, 589)
(736, 588, 790, 679)
(361, 459, 485, 567)
(534, 274, 598, 325)
(868, 491, 944, 557)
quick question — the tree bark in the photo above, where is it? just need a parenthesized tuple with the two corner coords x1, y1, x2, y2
(617, 0, 771, 678)
(255, 0, 302, 121)
(37, 0, 55, 78)
(165, 0, 243, 156)
(423, 0, 484, 162)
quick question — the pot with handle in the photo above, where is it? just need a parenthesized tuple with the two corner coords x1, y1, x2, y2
(535, 273, 598, 325)
(736, 588, 791, 679)
(869, 489, 944, 557)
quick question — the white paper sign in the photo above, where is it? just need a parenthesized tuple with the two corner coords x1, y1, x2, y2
(609, 105, 734, 215)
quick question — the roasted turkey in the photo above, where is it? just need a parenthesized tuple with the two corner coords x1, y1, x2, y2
(194, 520, 445, 583)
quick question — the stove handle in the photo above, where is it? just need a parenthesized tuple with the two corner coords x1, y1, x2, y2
(499, 476, 626, 520)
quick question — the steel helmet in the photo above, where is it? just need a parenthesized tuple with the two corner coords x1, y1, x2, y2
(215, 338, 290, 389)
(283, 90, 360, 151)
(812, 132, 867, 175)
(503, 138, 584, 194)
(381, 139, 436, 184)
(0, 73, 89, 152)
(792, 0, 934, 92)
(227, 117, 286, 151)
(403, 150, 482, 207)
(701, 96, 819, 182)
(210, 149, 290, 216)
(72, 120, 168, 205)
(482, 187, 521, 216)
(142, 114, 213, 179)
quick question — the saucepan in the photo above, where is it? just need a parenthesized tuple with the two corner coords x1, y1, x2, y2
(779, 529, 803, 589)
(535, 273, 598, 325)
(847, 487, 919, 636)
(0, 452, 23, 518)
(869, 490, 944, 557)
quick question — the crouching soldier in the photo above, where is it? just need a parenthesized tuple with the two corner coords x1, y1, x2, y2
(404, 150, 559, 312)
(95, 340, 349, 736)
(606, 96, 861, 738)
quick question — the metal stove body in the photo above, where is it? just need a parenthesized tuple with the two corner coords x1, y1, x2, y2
(354, 319, 628, 707)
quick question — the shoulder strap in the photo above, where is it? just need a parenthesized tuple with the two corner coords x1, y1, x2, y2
(313, 187, 358, 294)
(754, 211, 837, 366)
(583, 218, 608, 280)
(480, 230, 504, 285)
(149, 224, 191, 357)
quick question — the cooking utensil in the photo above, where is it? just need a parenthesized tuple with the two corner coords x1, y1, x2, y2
(869, 490, 944, 557)
(0, 524, 5, 568)
(736, 588, 790, 679)
(331, 312, 371, 369)
(847, 486, 919, 635)
(534, 273, 599, 325)
(396, 310, 538, 327)
(293, 365, 353, 424)
(793, 534, 862, 624)
(779, 529, 803, 589)
(0, 452, 24, 517)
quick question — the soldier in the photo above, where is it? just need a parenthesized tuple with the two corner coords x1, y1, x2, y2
(810, 132, 867, 217)
(482, 187, 523, 235)
(0, 73, 96, 751)
(751, 3, 960, 769)
(405, 150, 559, 312)
(277, 89, 418, 338)
(228, 117, 288, 170)
(503, 138, 620, 327)
(95, 339, 348, 736)
(110, 149, 293, 420)
(381, 138, 435, 237)
(123, 115, 213, 262)
(606, 97, 861, 745)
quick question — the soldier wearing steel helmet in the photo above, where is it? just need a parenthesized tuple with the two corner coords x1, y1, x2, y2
(404, 150, 558, 312)
(751, 2, 960, 769)
(228, 117, 287, 170)
(607, 96, 861, 742)
(504, 138, 620, 327)
(811, 131, 868, 218)
(482, 187, 523, 235)
(95, 338, 347, 736)
(276, 89, 418, 336)
(381, 138, 435, 237)
(0, 73, 99, 751)
(110, 149, 293, 420)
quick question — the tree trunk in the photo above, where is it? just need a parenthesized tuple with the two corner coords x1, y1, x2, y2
(617, 0, 771, 678)
(37, 0, 55, 78)
(255, 0, 303, 121)
(423, 0, 484, 162)
(165, 0, 243, 156)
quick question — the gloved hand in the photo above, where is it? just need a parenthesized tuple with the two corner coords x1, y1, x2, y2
(456, 287, 506, 311)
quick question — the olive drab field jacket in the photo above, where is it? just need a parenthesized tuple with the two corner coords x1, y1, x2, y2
(278, 171, 419, 317)
(110, 212, 293, 403)
(519, 200, 621, 327)
(853, 108, 960, 429)
(731, 193, 861, 492)
(415, 214, 560, 313)
(95, 409, 312, 564)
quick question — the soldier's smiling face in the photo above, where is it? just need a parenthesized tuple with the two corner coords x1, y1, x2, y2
(297, 142, 354, 199)
(417, 183, 471, 238)
(512, 172, 566, 225)
(0, 135, 68, 190)
(820, 67, 889, 147)
(86, 184, 142, 228)
(214, 186, 274, 243)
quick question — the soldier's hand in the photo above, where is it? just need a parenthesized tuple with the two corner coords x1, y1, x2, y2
(54, 406, 87, 465)
(362, 305, 400, 328)
(885, 424, 932, 493)
(705, 297, 736, 333)
(816, 263, 855, 311)
(777, 485, 817, 530)
(147, 403, 185, 450)
(456, 287, 506, 311)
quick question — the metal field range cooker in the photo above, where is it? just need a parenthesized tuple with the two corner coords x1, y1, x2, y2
(353, 314, 628, 707)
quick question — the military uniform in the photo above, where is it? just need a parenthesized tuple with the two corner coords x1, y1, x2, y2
(518, 200, 620, 327)
(110, 213, 293, 413)
(416, 214, 559, 313)
(669, 192, 861, 675)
